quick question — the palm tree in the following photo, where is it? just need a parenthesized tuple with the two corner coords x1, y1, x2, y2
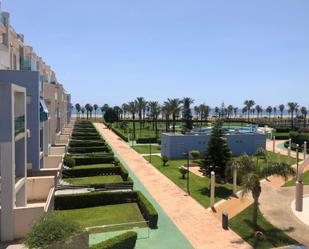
(214, 107, 220, 117)
(89, 105, 93, 119)
(279, 104, 285, 122)
(122, 103, 129, 120)
(93, 104, 98, 120)
(266, 106, 272, 120)
(182, 97, 194, 130)
(166, 98, 182, 132)
(199, 104, 211, 126)
(227, 105, 234, 119)
(81, 107, 85, 118)
(162, 102, 172, 132)
(301, 106, 308, 127)
(273, 106, 277, 118)
(75, 103, 81, 118)
(128, 101, 138, 140)
(194, 106, 200, 120)
(233, 107, 238, 118)
(255, 105, 263, 119)
(227, 154, 294, 228)
(85, 104, 91, 119)
(244, 100, 255, 122)
(136, 97, 146, 131)
(288, 102, 299, 129)
(149, 101, 161, 138)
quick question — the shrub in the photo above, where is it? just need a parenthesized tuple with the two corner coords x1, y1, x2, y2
(136, 137, 158, 144)
(62, 166, 121, 178)
(119, 164, 129, 181)
(64, 155, 76, 167)
(69, 140, 105, 148)
(161, 156, 169, 166)
(72, 155, 114, 165)
(24, 215, 81, 249)
(290, 132, 309, 145)
(179, 166, 188, 179)
(68, 146, 110, 154)
(54, 191, 137, 210)
(190, 150, 200, 160)
(136, 191, 158, 229)
(90, 231, 137, 249)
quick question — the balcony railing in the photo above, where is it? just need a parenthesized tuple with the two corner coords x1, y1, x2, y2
(15, 116, 25, 136)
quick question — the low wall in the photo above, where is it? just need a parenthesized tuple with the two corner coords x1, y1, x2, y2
(14, 204, 45, 239)
(56, 134, 70, 144)
(27, 176, 54, 202)
(43, 155, 63, 169)
(50, 146, 66, 156)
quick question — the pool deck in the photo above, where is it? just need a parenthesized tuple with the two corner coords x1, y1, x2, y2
(95, 123, 250, 249)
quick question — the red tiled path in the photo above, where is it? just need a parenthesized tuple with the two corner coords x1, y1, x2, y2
(95, 123, 250, 249)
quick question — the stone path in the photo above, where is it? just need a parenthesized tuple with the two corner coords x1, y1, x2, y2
(95, 123, 250, 249)
(259, 183, 309, 247)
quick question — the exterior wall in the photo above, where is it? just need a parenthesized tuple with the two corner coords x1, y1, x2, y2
(27, 176, 54, 202)
(0, 70, 41, 171)
(161, 133, 266, 159)
(0, 12, 10, 69)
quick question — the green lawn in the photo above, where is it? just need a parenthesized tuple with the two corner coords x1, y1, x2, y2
(284, 170, 309, 187)
(255, 151, 296, 168)
(144, 155, 234, 208)
(64, 175, 123, 186)
(230, 204, 298, 249)
(71, 164, 115, 169)
(132, 145, 161, 154)
(55, 203, 145, 232)
(272, 132, 290, 138)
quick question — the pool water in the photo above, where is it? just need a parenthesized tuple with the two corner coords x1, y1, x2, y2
(191, 126, 258, 134)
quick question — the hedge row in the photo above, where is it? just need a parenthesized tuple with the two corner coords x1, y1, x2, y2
(72, 155, 115, 165)
(54, 191, 158, 228)
(68, 146, 110, 154)
(62, 165, 128, 180)
(136, 191, 158, 229)
(67, 179, 134, 189)
(290, 132, 309, 145)
(71, 135, 101, 140)
(284, 141, 309, 153)
(69, 140, 106, 148)
(110, 127, 128, 142)
(90, 231, 137, 249)
(136, 137, 158, 144)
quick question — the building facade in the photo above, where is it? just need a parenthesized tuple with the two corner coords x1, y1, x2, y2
(0, 9, 73, 241)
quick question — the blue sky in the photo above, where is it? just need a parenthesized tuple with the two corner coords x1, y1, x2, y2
(3, 0, 309, 108)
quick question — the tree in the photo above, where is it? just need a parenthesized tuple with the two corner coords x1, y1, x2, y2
(75, 103, 81, 118)
(166, 98, 182, 132)
(255, 105, 263, 119)
(122, 103, 129, 120)
(162, 102, 172, 132)
(88, 105, 93, 119)
(182, 97, 194, 130)
(85, 104, 91, 119)
(136, 97, 146, 132)
(233, 107, 238, 118)
(190, 150, 200, 162)
(81, 107, 85, 118)
(227, 154, 294, 228)
(93, 104, 98, 120)
(104, 108, 119, 123)
(301, 106, 308, 127)
(149, 101, 161, 138)
(200, 119, 232, 179)
(161, 156, 169, 166)
(227, 105, 234, 119)
(128, 101, 138, 140)
(244, 100, 255, 122)
(266, 106, 272, 119)
(199, 104, 211, 126)
(214, 107, 220, 117)
(279, 104, 285, 121)
(288, 102, 298, 129)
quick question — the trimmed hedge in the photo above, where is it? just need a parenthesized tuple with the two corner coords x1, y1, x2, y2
(68, 146, 110, 154)
(63, 165, 125, 179)
(90, 231, 137, 249)
(111, 127, 129, 142)
(119, 164, 129, 181)
(65, 178, 134, 189)
(54, 191, 158, 228)
(54, 191, 137, 210)
(72, 155, 114, 165)
(290, 132, 309, 145)
(71, 135, 101, 140)
(284, 141, 309, 153)
(136, 191, 158, 229)
(69, 140, 106, 148)
(63, 155, 76, 167)
(136, 137, 158, 144)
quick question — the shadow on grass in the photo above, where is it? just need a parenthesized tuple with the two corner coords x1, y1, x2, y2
(241, 218, 298, 249)
(198, 186, 233, 199)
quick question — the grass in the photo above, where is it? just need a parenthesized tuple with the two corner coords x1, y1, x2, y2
(71, 164, 115, 169)
(272, 132, 290, 138)
(255, 151, 296, 168)
(64, 175, 123, 185)
(230, 204, 298, 249)
(55, 203, 146, 232)
(132, 145, 161, 154)
(284, 170, 309, 187)
(144, 155, 234, 208)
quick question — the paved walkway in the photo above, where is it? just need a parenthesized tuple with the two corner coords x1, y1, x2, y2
(95, 123, 250, 249)
(259, 183, 309, 247)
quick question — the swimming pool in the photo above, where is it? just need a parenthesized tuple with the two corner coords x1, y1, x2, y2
(191, 125, 258, 134)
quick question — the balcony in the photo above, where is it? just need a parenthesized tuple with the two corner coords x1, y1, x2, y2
(15, 115, 25, 136)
